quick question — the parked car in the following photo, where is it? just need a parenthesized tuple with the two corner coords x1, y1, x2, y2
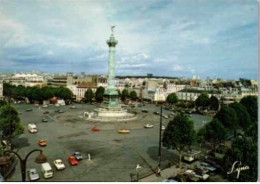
(68, 155, 78, 165)
(27, 168, 40, 181)
(153, 111, 159, 115)
(73, 152, 83, 161)
(38, 139, 47, 147)
(141, 109, 148, 113)
(144, 124, 154, 128)
(43, 111, 49, 114)
(28, 124, 38, 133)
(26, 109, 33, 112)
(197, 162, 216, 172)
(162, 114, 169, 119)
(161, 126, 165, 130)
(0, 172, 4, 182)
(42, 118, 48, 122)
(58, 110, 64, 113)
(53, 159, 66, 170)
(204, 160, 221, 170)
(42, 105, 48, 108)
(118, 129, 130, 134)
(70, 106, 76, 109)
(41, 163, 53, 178)
(54, 109, 60, 113)
(92, 126, 100, 131)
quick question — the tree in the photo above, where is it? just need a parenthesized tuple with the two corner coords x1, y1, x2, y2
(223, 137, 257, 181)
(229, 102, 252, 130)
(31, 87, 43, 102)
(16, 85, 26, 98)
(209, 96, 219, 111)
(240, 96, 257, 123)
(56, 87, 73, 104)
(0, 104, 24, 140)
(121, 89, 129, 102)
(129, 91, 137, 101)
(197, 126, 206, 151)
(215, 106, 238, 135)
(162, 113, 196, 168)
(245, 122, 257, 143)
(84, 88, 94, 103)
(195, 92, 209, 108)
(41, 86, 54, 100)
(95, 86, 105, 102)
(117, 89, 121, 97)
(166, 93, 178, 104)
(199, 118, 228, 154)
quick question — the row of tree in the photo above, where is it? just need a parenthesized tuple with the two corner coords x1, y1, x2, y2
(162, 95, 257, 181)
(84, 87, 138, 103)
(3, 83, 73, 104)
(166, 92, 220, 111)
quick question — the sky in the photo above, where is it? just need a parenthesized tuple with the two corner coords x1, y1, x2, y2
(0, 0, 258, 79)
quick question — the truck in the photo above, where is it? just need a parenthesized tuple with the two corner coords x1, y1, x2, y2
(28, 124, 37, 133)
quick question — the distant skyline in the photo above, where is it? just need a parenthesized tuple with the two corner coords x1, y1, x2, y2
(0, 0, 257, 79)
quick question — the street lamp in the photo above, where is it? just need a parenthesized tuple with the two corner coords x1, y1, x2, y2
(0, 149, 47, 182)
(156, 105, 163, 176)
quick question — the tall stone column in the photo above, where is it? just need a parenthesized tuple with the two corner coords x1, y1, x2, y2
(106, 27, 117, 91)
(102, 26, 120, 109)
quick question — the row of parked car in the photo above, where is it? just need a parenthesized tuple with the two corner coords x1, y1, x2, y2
(28, 152, 83, 181)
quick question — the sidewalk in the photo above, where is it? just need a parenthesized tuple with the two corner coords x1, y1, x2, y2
(139, 165, 179, 182)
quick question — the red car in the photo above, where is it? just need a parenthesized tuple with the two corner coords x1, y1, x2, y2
(43, 111, 49, 114)
(68, 155, 78, 165)
(92, 126, 100, 131)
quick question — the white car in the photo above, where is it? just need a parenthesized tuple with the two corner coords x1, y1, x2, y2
(144, 124, 154, 128)
(42, 104, 48, 108)
(161, 126, 165, 130)
(28, 168, 40, 181)
(53, 159, 66, 170)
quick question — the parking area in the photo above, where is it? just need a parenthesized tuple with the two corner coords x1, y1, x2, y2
(8, 103, 212, 181)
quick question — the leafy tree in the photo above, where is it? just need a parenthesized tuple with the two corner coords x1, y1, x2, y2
(209, 96, 219, 111)
(229, 102, 252, 129)
(239, 78, 252, 87)
(245, 122, 257, 143)
(129, 91, 137, 101)
(0, 100, 7, 107)
(41, 86, 54, 100)
(166, 93, 178, 104)
(215, 106, 238, 135)
(121, 89, 129, 102)
(95, 86, 105, 102)
(3, 83, 16, 97)
(16, 85, 26, 98)
(162, 113, 196, 168)
(117, 89, 121, 96)
(195, 92, 209, 108)
(197, 126, 206, 151)
(0, 104, 24, 140)
(84, 88, 94, 103)
(223, 137, 257, 182)
(240, 96, 258, 123)
(31, 87, 43, 101)
(56, 87, 73, 104)
(199, 118, 228, 154)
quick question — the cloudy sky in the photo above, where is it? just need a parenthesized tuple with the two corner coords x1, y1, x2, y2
(0, 0, 257, 79)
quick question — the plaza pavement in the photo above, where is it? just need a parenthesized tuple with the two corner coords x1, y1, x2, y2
(7, 103, 212, 182)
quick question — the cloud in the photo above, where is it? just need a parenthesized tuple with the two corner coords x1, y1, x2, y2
(0, 0, 257, 79)
(173, 64, 182, 71)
